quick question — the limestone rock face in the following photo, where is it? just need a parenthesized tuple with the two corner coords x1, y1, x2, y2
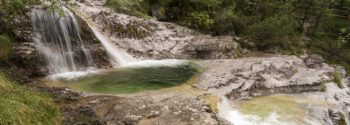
(194, 56, 332, 98)
(194, 54, 350, 125)
(226, 56, 332, 99)
(0, 7, 112, 81)
(71, 0, 239, 60)
(304, 54, 324, 68)
(36, 86, 218, 125)
(7, 43, 47, 82)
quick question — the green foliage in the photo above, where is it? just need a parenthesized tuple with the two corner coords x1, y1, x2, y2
(337, 29, 350, 49)
(0, 34, 10, 59)
(334, 71, 344, 89)
(106, 0, 150, 18)
(245, 15, 300, 49)
(0, 73, 60, 125)
(186, 12, 214, 31)
(1, 0, 41, 15)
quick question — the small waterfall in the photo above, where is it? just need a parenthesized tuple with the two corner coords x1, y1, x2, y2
(31, 7, 96, 74)
(69, 7, 135, 66)
(89, 26, 135, 66)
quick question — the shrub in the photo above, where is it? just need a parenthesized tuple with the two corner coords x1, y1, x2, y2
(186, 12, 214, 31)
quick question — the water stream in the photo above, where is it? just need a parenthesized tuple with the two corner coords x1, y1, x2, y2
(32, 7, 96, 74)
(217, 95, 345, 125)
(70, 7, 135, 66)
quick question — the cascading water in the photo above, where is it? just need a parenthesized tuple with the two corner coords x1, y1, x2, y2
(69, 7, 135, 66)
(31, 7, 96, 74)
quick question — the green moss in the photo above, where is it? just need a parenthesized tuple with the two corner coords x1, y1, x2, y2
(334, 71, 344, 89)
(0, 73, 60, 125)
(294, 69, 299, 74)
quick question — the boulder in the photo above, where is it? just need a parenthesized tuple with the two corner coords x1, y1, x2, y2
(304, 54, 324, 68)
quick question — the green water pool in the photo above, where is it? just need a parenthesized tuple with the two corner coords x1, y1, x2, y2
(50, 64, 199, 94)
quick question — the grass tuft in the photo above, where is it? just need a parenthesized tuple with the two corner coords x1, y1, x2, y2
(0, 73, 60, 125)
(340, 113, 347, 125)
(321, 81, 327, 92)
(334, 71, 344, 89)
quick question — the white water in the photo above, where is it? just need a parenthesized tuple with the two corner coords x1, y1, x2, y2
(217, 96, 320, 125)
(49, 68, 99, 81)
(71, 7, 135, 66)
(31, 7, 95, 74)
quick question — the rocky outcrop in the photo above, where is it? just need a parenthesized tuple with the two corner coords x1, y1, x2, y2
(71, 0, 239, 60)
(32, 83, 219, 125)
(195, 55, 335, 100)
(304, 54, 324, 68)
(0, 9, 46, 82)
(6, 43, 47, 82)
(195, 54, 350, 125)
(0, 6, 112, 82)
(226, 56, 330, 99)
(184, 37, 240, 59)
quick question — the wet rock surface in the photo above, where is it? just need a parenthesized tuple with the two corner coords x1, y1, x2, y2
(0, 6, 112, 82)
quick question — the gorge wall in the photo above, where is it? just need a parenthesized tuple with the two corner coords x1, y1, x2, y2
(0, 6, 111, 82)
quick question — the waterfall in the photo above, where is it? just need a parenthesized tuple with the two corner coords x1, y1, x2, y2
(31, 7, 96, 74)
(69, 7, 135, 66)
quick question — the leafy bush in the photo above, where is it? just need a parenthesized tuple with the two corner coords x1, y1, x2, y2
(106, 0, 150, 18)
(1, 0, 40, 14)
(185, 12, 214, 31)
